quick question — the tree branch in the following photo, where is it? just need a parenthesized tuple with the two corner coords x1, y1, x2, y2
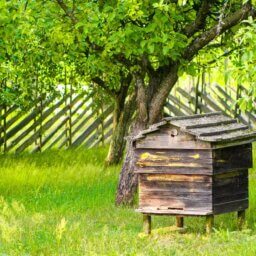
(55, 0, 77, 24)
(207, 47, 240, 65)
(92, 77, 117, 98)
(183, 3, 253, 61)
(183, 0, 213, 37)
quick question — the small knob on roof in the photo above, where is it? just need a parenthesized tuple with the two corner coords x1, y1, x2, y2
(170, 128, 178, 137)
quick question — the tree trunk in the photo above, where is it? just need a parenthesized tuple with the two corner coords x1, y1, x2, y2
(116, 67, 178, 205)
(106, 93, 135, 165)
(115, 118, 146, 205)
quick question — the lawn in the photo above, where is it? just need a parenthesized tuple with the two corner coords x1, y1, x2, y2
(0, 145, 255, 255)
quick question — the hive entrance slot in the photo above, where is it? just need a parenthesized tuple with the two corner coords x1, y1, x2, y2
(157, 207, 183, 210)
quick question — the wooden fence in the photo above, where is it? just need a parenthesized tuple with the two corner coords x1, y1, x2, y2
(0, 83, 255, 153)
(165, 83, 256, 129)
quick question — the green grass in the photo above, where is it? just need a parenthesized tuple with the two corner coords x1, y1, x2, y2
(0, 145, 255, 255)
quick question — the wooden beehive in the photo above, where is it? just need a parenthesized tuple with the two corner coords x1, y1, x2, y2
(134, 112, 256, 233)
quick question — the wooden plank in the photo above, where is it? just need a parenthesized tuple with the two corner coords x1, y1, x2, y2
(213, 199, 248, 215)
(14, 94, 83, 152)
(187, 123, 248, 137)
(213, 193, 248, 204)
(6, 95, 69, 151)
(135, 149, 213, 169)
(165, 101, 186, 116)
(164, 109, 222, 122)
(136, 129, 211, 149)
(143, 174, 212, 183)
(183, 119, 237, 130)
(139, 196, 211, 210)
(213, 144, 252, 171)
(200, 130, 256, 143)
(136, 208, 212, 216)
(140, 175, 212, 193)
(84, 116, 113, 148)
(0, 96, 56, 146)
(45, 128, 67, 150)
(33, 116, 69, 152)
(71, 108, 98, 138)
(72, 106, 113, 147)
(200, 93, 224, 112)
(135, 166, 213, 175)
(168, 95, 194, 115)
(0, 105, 19, 122)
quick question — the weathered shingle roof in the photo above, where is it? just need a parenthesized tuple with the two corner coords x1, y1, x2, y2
(133, 112, 256, 143)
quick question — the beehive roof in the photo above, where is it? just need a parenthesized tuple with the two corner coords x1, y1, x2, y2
(133, 112, 256, 143)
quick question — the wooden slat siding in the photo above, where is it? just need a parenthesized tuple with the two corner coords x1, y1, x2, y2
(188, 123, 248, 137)
(59, 100, 98, 149)
(0, 97, 55, 146)
(175, 88, 212, 113)
(165, 101, 186, 116)
(70, 102, 94, 129)
(58, 97, 94, 149)
(5, 95, 69, 152)
(70, 93, 94, 120)
(140, 175, 212, 193)
(139, 174, 212, 213)
(32, 117, 69, 152)
(0, 97, 48, 135)
(211, 87, 248, 124)
(136, 208, 212, 216)
(0, 105, 19, 122)
(2, 104, 7, 151)
(212, 144, 252, 172)
(176, 87, 196, 104)
(200, 92, 224, 112)
(213, 199, 248, 215)
(168, 95, 194, 115)
(92, 127, 112, 147)
(171, 114, 232, 128)
(135, 166, 213, 175)
(71, 95, 93, 118)
(214, 193, 248, 204)
(102, 127, 113, 143)
(85, 115, 113, 148)
(214, 94, 240, 120)
(136, 128, 211, 149)
(15, 94, 83, 153)
(72, 105, 113, 147)
(164, 111, 223, 122)
(71, 108, 98, 139)
(239, 86, 256, 123)
(135, 149, 213, 170)
(45, 127, 67, 150)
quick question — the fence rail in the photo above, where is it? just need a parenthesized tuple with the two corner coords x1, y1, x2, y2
(0, 83, 255, 153)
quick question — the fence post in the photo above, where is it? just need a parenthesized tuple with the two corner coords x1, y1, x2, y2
(65, 68, 73, 148)
(100, 102, 105, 146)
(234, 84, 241, 119)
(39, 80, 43, 151)
(194, 75, 200, 114)
(2, 78, 7, 152)
(68, 78, 73, 147)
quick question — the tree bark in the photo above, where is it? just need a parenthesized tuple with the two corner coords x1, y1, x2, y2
(106, 93, 135, 165)
(115, 68, 178, 205)
(105, 74, 134, 165)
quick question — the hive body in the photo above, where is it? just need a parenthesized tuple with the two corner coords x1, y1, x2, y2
(134, 112, 255, 222)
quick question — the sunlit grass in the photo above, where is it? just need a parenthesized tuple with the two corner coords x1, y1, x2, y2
(0, 145, 255, 255)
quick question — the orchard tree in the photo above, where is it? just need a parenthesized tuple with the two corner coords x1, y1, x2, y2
(48, 0, 255, 204)
(5, 1, 256, 204)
